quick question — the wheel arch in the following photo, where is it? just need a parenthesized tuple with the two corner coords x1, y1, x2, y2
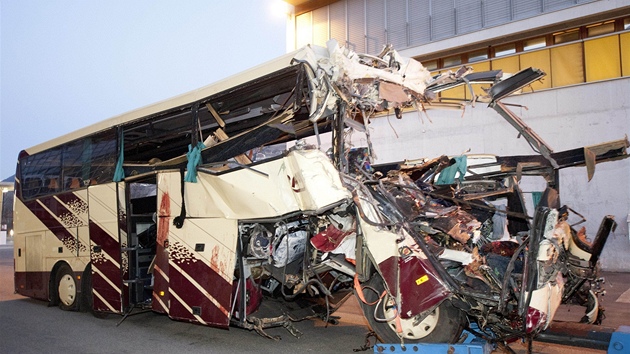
(357, 272, 465, 344)
(48, 261, 67, 305)
(80, 263, 93, 312)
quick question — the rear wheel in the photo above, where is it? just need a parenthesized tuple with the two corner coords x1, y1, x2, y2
(358, 274, 465, 343)
(56, 264, 78, 311)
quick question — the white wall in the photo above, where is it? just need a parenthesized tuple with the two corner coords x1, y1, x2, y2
(364, 77, 630, 271)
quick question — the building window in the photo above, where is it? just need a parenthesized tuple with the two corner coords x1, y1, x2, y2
(468, 49, 488, 62)
(296, 12, 313, 48)
(587, 21, 615, 37)
(554, 28, 580, 44)
(423, 59, 438, 71)
(443, 55, 462, 68)
(494, 43, 516, 57)
(524, 37, 546, 51)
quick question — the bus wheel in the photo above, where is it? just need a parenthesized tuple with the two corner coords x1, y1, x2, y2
(56, 264, 78, 311)
(358, 274, 465, 343)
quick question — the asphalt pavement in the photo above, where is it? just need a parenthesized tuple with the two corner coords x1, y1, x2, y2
(0, 244, 373, 353)
(1, 243, 629, 353)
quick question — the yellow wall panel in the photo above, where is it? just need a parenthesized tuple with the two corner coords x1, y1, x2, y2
(469, 61, 490, 72)
(585, 35, 621, 82)
(550, 43, 584, 87)
(621, 32, 630, 77)
(441, 86, 466, 101)
(492, 56, 520, 75)
(469, 62, 491, 99)
(519, 49, 551, 90)
(436, 70, 466, 101)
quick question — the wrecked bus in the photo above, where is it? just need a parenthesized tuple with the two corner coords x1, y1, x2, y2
(13, 41, 628, 346)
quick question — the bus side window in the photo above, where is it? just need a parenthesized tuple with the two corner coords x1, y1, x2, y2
(23, 176, 43, 198)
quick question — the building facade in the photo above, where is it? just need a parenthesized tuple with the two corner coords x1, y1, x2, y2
(0, 176, 14, 245)
(285, 0, 630, 271)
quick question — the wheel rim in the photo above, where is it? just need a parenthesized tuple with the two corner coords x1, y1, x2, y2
(58, 274, 76, 306)
(383, 296, 440, 340)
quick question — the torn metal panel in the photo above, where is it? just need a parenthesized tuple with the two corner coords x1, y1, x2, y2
(379, 81, 410, 102)
(488, 67, 545, 102)
(491, 100, 558, 169)
(426, 69, 503, 94)
(566, 138, 629, 181)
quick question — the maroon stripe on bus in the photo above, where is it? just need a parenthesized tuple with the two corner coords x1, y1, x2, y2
(55, 192, 84, 206)
(22, 193, 90, 255)
(91, 266, 122, 312)
(92, 293, 109, 312)
(88, 222, 123, 283)
(14, 271, 49, 301)
(88, 220, 121, 260)
(81, 187, 129, 312)
(86, 201, 125, 312)
(168, 264, 230, 328)
(167, 297, 196, 323)
(23, 197, 78, 244)
(90, 255, 123, 294)
(171, 247, 232, 308)
(152, 244, 170, 314)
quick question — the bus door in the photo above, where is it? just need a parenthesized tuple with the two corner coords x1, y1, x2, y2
(87, 182, 127, 314)
(125, 177, 158, 308)
(153, 171, 238, 328)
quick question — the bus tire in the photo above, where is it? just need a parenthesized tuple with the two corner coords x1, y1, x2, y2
(56, 263, 78, 311)
(358, 274, 465, 344)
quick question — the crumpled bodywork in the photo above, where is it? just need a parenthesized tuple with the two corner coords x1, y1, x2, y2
(117, 40, 627, 343)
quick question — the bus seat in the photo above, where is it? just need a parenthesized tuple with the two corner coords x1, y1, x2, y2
(47, 178, 59, 190)
(69, 178, 81, 189)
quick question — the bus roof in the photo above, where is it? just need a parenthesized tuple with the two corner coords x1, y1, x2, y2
(23, 49, 301, 156)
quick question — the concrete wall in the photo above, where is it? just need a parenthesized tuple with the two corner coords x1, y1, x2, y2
(364, 77, 630, 271)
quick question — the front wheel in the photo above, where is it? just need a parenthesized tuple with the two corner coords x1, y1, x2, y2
(56, 264, 78, 311)
(357, 274, 465, 344)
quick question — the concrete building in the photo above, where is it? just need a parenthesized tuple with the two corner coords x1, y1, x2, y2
(284, 0, 630, 270)
(0, 176, 14, 245)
